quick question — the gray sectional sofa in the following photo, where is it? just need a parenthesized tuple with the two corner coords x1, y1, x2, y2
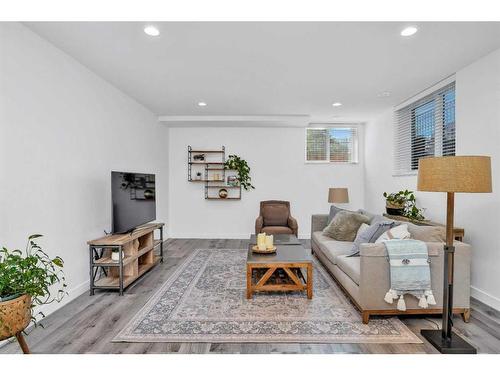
(311, 211, 472, 323)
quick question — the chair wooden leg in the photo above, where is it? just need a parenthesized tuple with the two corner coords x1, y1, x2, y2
(15, 332, 30, 354)
(461, 308, 471, 323)
(362, 311, 370, 324)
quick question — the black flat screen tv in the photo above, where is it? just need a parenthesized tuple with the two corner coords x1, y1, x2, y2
(111, 171, 156, 233)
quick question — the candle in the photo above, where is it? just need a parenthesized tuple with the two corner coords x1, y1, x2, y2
(265, 235, 274, 249)
(257, 233, 266, 250)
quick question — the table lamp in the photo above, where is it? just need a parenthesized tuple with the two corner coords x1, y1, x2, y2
(417, 155, 492, 354)
(328, 188, 349, 205)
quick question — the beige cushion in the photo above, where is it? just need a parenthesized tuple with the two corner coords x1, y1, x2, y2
(261, 226, 293, 235)
(406, 222, 445, 242)
(319, 239, 354, 265)
(312, 231, 335, 245)
(322, 211, 370, 241)
(336, 255, 361, 285)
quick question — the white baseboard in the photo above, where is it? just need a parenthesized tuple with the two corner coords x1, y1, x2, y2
(471, 286, 500, 311)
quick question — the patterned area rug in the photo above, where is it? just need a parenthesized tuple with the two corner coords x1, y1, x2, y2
(114, 249, 421, 343)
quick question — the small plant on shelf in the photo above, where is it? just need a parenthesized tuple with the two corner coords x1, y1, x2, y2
(224, 154, 255, 191)
(383, 190, 425, 220)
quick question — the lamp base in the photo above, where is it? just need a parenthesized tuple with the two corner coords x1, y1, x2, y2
(421, 329, 477, 354)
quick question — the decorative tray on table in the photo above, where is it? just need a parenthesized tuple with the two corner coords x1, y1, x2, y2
(251, 245, 277, 254)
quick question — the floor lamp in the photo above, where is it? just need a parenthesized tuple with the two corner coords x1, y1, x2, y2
(417, 156, 492, 354)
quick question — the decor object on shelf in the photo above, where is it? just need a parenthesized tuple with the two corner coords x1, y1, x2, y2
(193, 154, 205, 161)
(417, 155, 491, 354)
(328, 187, 349, 205)
(195, 172, 202, 181)
(227, 175, 238, 186)
(111, 248, 123, 262)
(218, 188, 228, 199)
(255, 200, 298, 236)
(383, 190, 425, 220)
(224, 154, 255, 191)
(87, 223, 164, 296)
(0, 234, 66, 354)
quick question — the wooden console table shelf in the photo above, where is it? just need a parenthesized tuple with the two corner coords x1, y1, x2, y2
(87, 223, 164, 295)
(383, 214, 464, 241)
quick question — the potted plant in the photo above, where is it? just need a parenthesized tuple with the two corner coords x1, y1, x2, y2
(0, 234, 66, 353)
(383, 190, 425, 220)
(224, 154, 255, 191)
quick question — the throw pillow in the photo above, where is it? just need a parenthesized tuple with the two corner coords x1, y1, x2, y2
(349, 221, 397, 256)
(375, 224, 411, 243)
(322, 211, 371, 241)
(328, 205, 344, 224)
(406, 222, 446, 242)
(356, 223, 370, 238)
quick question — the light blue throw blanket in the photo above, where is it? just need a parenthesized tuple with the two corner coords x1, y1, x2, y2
(383, 239, 436, 311)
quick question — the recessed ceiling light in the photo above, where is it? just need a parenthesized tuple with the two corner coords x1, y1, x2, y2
(401, 26, 418, 37)
(377, 91, 391, 98)
(198, 102, 207, 107)
(332, 102, 342, 107)
(144, 25, 160, 37)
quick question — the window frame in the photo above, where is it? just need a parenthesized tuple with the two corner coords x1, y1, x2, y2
(393, 79, 456, 176)
(304, 125, 359, 164)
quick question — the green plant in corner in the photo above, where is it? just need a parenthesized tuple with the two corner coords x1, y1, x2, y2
(383, 190, 425, 221)
(0, 234, 67, 332)
(224, 154, 255, 191)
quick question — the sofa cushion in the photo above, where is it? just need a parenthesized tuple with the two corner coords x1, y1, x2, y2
(323, 211, 370, 241)
(336, 255, 361, 285)
(312, 231, 336, 245)
(262, 204, 289, 226)
(407, 222, 446, 242)
(261, 226, 293, 235)
(375, 223, 411, 243)
(317, 237, 354, 265)
(349, 221, 397, 256)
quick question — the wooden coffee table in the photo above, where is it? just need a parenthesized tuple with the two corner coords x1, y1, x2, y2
(246, 243, 313, 299)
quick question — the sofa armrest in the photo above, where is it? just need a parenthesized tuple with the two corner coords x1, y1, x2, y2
(357, 241, 472, 310)
(288, 216, 298, 235)
(311, 214, 329, 236)
(255, 216, 263, 234)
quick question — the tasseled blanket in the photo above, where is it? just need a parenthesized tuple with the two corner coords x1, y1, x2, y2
(383, 239, 436, 311)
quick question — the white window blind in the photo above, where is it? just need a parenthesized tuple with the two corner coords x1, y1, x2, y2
(306, 126, 358, 163)
(394, 82, 455, 175)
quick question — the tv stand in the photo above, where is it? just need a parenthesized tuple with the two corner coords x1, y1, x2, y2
(87, 223, 164, 295)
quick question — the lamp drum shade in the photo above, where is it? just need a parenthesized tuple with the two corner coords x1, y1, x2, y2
(328, 188, 349, 203)
(417, 156, 492, 193)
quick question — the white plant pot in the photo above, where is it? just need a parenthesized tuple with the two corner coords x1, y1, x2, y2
(111, 251, 122, 262)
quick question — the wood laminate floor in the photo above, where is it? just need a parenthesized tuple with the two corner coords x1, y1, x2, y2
(1, 239, 499, 354)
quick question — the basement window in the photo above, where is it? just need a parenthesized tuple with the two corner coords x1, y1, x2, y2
(394, 82, 456, 175)
(305, 126, 359, 163)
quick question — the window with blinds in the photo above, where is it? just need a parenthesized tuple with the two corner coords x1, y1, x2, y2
(306, 127, 358, 163)
(394, 82, 455, 175)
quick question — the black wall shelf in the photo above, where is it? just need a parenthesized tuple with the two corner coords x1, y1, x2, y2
(187, 146, 242, 200)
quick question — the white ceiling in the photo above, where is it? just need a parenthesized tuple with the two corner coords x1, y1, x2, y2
(26, 22, 500, 124)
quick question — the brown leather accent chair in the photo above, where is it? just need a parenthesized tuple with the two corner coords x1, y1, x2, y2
(255, 200, 298, 236)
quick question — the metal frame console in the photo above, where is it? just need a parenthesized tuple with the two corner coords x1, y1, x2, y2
(87, 223, 164, 296)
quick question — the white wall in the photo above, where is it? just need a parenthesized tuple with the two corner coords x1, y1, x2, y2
(168, 126, 364, 239)
(364, 48, 500, 310)
(0, 23, 169, 317)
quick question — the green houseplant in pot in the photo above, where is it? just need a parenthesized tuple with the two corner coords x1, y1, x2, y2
(0, 234, 66, 353)
(383, 190, 425, 220)
(224, 154, 255, 191)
